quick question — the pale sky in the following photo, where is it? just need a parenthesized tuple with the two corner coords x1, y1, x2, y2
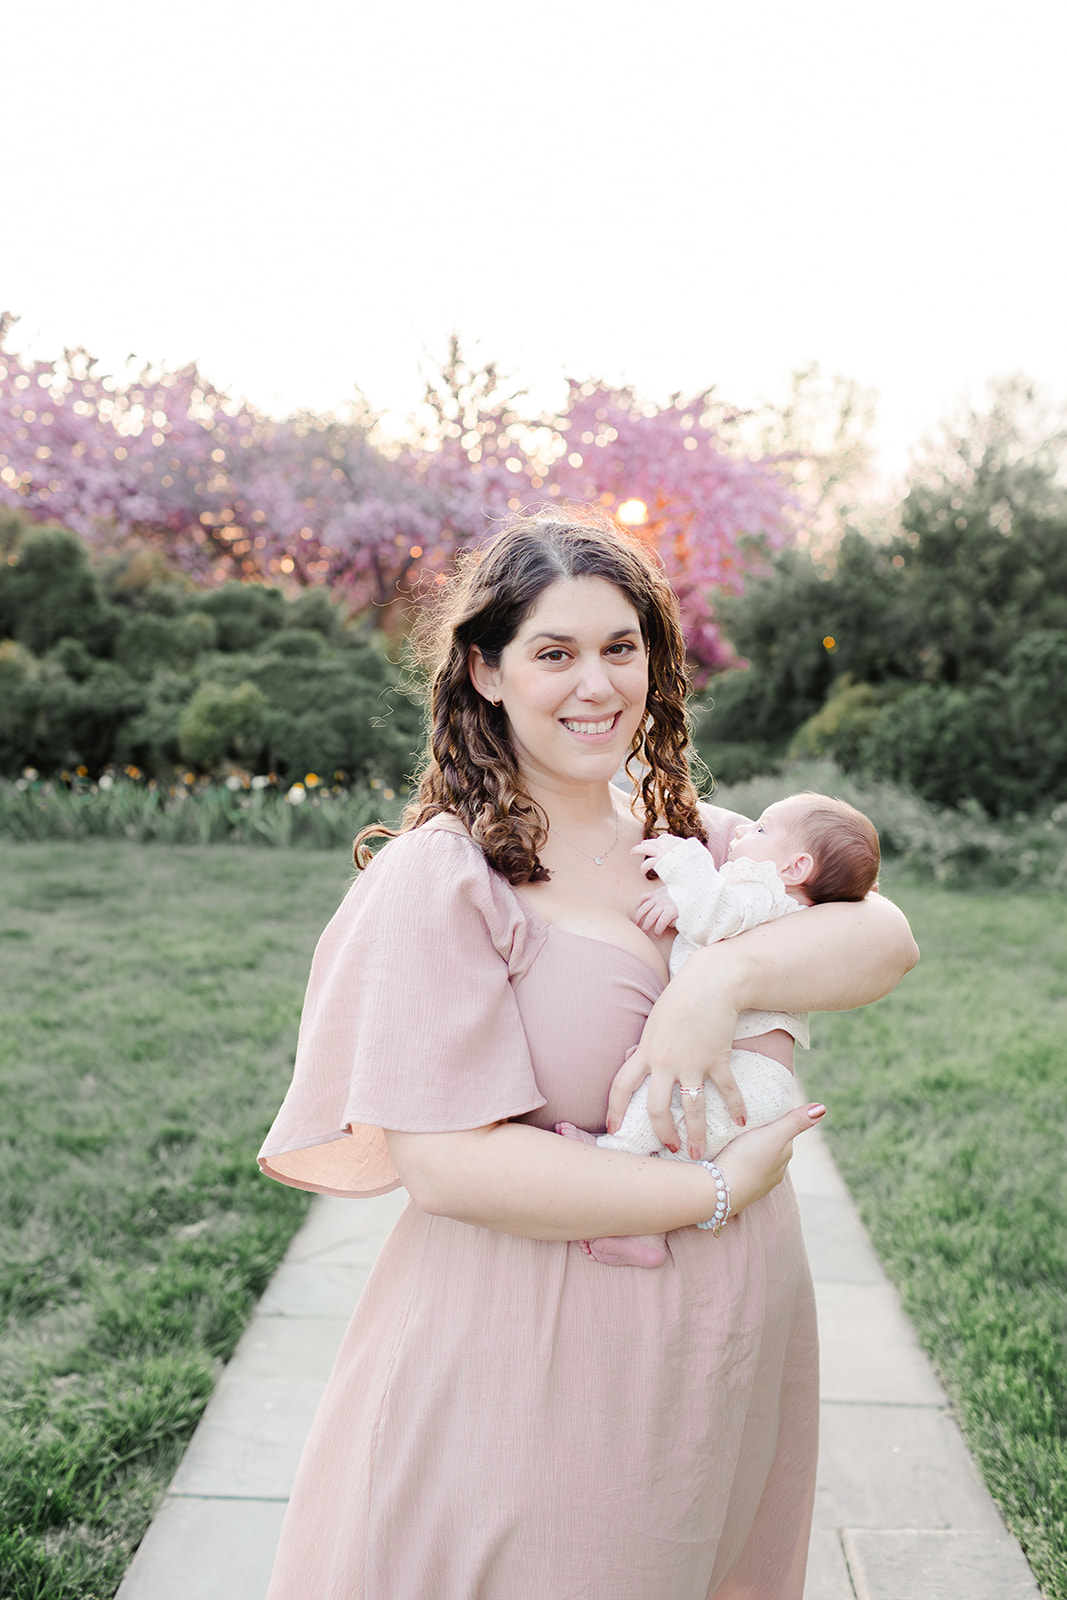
(4, 0, 1065, 489)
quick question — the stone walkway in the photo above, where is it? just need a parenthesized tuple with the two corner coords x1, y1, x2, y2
(117, 1124, 1041, 1600)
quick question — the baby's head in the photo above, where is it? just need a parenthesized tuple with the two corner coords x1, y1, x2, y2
(728, 793, 880, 904)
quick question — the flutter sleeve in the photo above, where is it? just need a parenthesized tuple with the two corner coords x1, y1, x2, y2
(258, 820, 547, 1198)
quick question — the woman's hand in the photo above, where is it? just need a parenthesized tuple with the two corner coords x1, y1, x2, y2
(607, 941, 748, 1158)
(712, 1102, 827, 1215)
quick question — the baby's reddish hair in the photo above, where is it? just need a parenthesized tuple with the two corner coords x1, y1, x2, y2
(787, 794, 880, 904)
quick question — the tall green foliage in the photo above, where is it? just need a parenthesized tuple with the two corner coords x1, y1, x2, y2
(0, 517, 422, 785)
(702, 386, 1067, 815)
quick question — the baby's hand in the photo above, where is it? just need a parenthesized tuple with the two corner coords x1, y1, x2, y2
(634, 881, 679, 938)
(631, 833, 684, 877)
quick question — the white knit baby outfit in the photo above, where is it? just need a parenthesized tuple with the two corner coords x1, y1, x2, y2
(598, 841, 808, 1160)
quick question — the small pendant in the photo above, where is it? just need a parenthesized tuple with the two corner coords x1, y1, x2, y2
(593, 856, 603, 865)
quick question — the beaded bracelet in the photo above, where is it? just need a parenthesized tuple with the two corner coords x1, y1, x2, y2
(696, 1159, 732, 1234)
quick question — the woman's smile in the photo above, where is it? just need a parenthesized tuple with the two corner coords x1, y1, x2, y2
(560, 711, 623, 739)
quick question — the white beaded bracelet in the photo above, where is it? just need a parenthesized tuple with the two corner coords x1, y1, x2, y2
(696, 1159, 732, 1234)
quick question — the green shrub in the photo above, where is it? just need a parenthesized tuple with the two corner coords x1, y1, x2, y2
(856, 682, 1003, 811)
(0, 653, 146, 776)
(188, 583, 285, 651)
(178, 636, 422, 785)
(281, 586, 344, 639)
(790, 679, 899, 769)
(699, 740, 782, 787)
(0, 526, 119, 657)
(843, 631, 1067, 818)
(114, 673, 190, 773)
(0, 526, 423, 785)
(177, 681, 269, 770)
(0, 642, 36, 770)
(45, 636, 94, 683)
(114, 611, 217, 677)
(263, 628, 328, 660)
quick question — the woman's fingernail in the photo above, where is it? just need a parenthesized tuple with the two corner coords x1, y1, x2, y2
(664, 1141, 679, 1154)
(734, 1115, 746, 1128)
(606, 1121, 616, 1135)
(809, 1104, 827, 1119)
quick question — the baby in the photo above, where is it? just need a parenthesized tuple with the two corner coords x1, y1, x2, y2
(559, 792, 880, 1267)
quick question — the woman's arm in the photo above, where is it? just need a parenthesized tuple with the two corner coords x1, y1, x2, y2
(385, 1102, 826, 1240)
(608, 890, 918, 1157)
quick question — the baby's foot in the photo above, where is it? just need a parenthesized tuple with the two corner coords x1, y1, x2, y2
(555, 1123, 667, 1267)
(582, 1233, 668, 1269)
(556, 1121, 598, 1146)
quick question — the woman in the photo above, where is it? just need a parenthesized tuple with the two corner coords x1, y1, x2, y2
(259, 508, 917, 1600)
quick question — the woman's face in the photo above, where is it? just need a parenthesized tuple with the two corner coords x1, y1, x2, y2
(470, 576, 649, 794)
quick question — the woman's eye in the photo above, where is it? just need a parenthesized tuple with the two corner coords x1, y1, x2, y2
(538, 649, 569, 662)
(606, 641, 638, 657)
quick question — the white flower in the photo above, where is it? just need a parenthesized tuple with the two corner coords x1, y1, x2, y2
(286, 783, 307, 805)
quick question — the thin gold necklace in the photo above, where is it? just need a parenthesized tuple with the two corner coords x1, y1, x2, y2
(550, 806, 622, 866)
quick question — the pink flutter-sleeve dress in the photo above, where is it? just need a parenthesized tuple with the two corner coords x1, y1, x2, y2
(258, 810, 818, 1600)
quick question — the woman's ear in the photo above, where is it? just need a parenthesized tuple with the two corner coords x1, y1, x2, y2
(468, 646, 501, 706)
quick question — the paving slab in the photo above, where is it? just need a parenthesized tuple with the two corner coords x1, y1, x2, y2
(843, 1528, 1042, 1600)
(169, 1371, 329, 1499)
(234, 1310, 354, 1381)
(794, 1190, 886, 1285)
(815, 1400, 1008, 1534)
(814, 1281, 947, 1407)
(789, 1124, 855, 1198)
(287, 1188, 407, 1256)
(256, 1255, 384, 1317)
(806, 1528, 860, 1600)
(115, 1496, 286, 1600)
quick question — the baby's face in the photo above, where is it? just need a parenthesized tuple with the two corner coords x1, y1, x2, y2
(728, 801, 806, 874)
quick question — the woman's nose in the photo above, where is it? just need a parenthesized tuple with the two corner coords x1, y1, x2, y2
(575, 658, 612, 698)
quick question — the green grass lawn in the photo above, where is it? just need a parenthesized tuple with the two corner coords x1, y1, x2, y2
(807, 871, 1067, 1599)
(2, 843, 1064, 1598)
(0, 841, 352, 1600)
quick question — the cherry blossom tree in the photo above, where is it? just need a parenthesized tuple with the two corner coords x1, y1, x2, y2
(0, 319, 800, 669)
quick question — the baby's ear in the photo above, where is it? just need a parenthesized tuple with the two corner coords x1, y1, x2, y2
(781, 851, 814, 886)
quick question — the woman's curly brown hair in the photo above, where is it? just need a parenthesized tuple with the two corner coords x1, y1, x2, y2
(354, 504, 708, 884)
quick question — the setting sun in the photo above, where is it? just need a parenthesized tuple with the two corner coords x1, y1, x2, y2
(617, 498, 648, 526)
